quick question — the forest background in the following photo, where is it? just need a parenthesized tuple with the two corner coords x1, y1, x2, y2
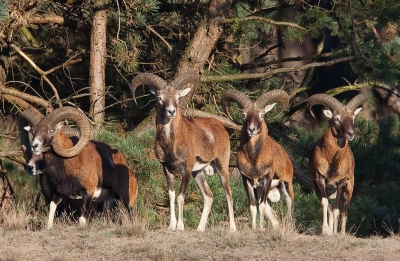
(0, 0, 400, 240)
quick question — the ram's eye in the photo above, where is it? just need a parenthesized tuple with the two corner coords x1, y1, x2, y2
(242, 113, 247, 120)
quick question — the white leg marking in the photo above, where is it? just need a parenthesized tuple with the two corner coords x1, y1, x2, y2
(333, 208, 340, 234)
(340, 213, 347, 235)
(259, 202, 266, 231)
(265, 202, 279, 229)
(225, 194, 237, 232)
(250, 204, 257, 231)
(280, 182, 293, 223)
(47, 201, 58, 230)
(197, 194, 213, 232)
(321, 197, 332, 235)
(79, 216, 87, 227)
(168, 189, 177, 230)
(328, 206, 334, 235)
(177, 194, 185, 231)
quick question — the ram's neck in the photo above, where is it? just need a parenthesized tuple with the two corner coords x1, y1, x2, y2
(156, 110, 183, 146)
(325, 124, 347, 149)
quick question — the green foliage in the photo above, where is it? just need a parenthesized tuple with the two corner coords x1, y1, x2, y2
(2, 160, 40, 202)
(0, 0, 8, 23)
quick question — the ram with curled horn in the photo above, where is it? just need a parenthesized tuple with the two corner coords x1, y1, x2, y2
(21, 106, 138, 229)
(130, 72, 237, 232)
(307, 93, 366, 235)
(221, 89, 294, 231)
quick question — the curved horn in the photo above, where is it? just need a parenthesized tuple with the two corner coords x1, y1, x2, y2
(255, 89, 289, 117)
(307, 94, 343, 118)
(221, 90, 253, 120)
(61, 126, 81, 138)
(43, 107, 91, 158)
(346, 94, 366, 112)
(18, 109, 45, 165)
(129, 73, 168, 103)
(170, 72, 199, 90)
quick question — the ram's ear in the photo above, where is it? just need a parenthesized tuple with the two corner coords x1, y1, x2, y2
(23, 126, 32, 132)
(323, 110, 333, 118)
(148, 86, 157, 96)
(179, 88, 191, 97)
(55, 122, 64, 131)
(264, 103, 276, 113)
(354, 107, 362, 116)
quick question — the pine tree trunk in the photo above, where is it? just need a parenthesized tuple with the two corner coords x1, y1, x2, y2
(89, 2, 108, 133)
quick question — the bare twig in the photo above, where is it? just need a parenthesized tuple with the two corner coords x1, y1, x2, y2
(147, 25, 172, 52)
(9, 44, 61, 107)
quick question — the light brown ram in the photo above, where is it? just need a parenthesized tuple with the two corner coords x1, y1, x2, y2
(308, 93, 365, 235)
(20, 107, 138, 229)
(221, 89, 294, 230)
(130, 72, 236, 232)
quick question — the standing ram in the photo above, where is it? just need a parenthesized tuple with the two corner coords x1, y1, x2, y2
(20, 107, 138, 229)
(130, 72, 236, 232)
(308, 93, 365, 235)
(221, 89, 294, 230)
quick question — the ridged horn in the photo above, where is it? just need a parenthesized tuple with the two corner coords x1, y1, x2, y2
(170, 72, 199, 90)
(307, 94, 343, 118)
(43, 107, 91, 158)
(255, 89, 289, 117)
(18, 109, 45, 165)
(129, 73, 168, 103)
(221, 90, 253, 120)
(347, 94, 366, 112)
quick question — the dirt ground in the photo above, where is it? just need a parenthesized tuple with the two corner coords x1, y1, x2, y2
(1, 225, 399, 261)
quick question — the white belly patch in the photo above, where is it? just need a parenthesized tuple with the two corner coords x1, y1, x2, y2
(270, 179, 280, 189)
(192, 162, 209, 172)
(94, 187, 111, 202)
(268, 187, 281, 202)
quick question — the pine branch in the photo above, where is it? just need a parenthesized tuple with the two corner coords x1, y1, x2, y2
(202, 56, 356, 83)
(222, 16, 306, 31)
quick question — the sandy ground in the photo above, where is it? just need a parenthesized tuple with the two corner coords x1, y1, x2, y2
(1, 225, 399, 261)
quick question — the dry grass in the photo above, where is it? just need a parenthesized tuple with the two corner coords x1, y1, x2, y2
(1, 202, 400, 261)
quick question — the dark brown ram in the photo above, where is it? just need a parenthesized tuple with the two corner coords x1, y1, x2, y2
(308, 93, 365, 235)
(20, 107, 138, 229)
(221, 89, 294, 230)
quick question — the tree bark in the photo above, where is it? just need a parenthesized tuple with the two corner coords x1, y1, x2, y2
(89, 2, 108, 132)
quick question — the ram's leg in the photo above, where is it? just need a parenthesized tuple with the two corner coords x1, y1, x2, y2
(339, 181, 353, 235)
(281, 181, 294, 224)
(260, 175, 279, 230)
(333, 183, 346, 234)
(177, 171, 191, 231)
(193, 170, 213, 232)
(47, 194, 63, 230)
(79, 192, 93, 227)
(314, 177, 332, 235)
(216, 163, 236, 232)
(243, 176, 257, 231)
(163, 165, 177, 230)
